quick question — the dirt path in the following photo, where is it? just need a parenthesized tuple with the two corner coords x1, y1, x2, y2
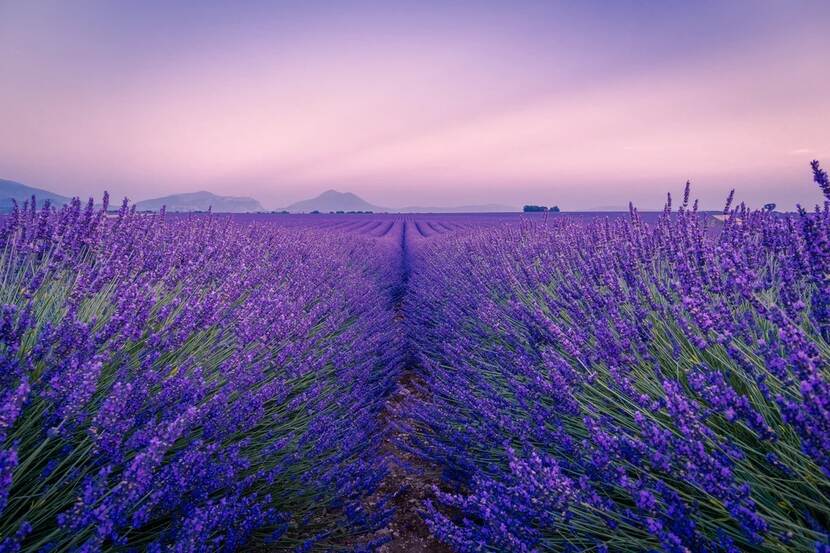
(368, 221, 451, 552)
(370, 370, 452, 553)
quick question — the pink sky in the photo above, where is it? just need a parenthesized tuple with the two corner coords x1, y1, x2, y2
(1, 1, 828, 210)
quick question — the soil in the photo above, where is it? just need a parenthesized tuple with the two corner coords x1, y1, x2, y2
(369, 371, 452, 553)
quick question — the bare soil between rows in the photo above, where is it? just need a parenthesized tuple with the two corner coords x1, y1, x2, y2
(369, 222, 451, 551)
(368, 370, 452, 553)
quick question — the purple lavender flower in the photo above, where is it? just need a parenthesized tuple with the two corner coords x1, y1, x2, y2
(812, 160, 830, 201)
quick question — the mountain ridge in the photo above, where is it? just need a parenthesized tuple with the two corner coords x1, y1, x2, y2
(283, 189, 383, 212)
(134, 191, 265, 212)
(1, 178, 519, 214)
(282, 189, 517, 213)
(0, 178, 72, 211)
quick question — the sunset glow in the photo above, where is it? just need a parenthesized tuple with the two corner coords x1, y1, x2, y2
(1, 1, 828, 209)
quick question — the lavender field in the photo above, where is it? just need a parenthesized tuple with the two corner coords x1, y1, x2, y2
(1, 166, 830, 552)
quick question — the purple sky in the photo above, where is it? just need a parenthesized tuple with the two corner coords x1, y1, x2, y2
(1, 0, 828, 210)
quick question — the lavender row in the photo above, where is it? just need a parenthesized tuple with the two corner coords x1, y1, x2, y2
(405, 170, 830, 551)
(0, 198, 403, 551)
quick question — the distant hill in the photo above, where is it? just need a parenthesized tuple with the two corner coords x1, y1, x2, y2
(284, 190, 384, 213)
(283, 190, 517, 213)
(135, 191, 264, 213)
(0, 178, 71, 211)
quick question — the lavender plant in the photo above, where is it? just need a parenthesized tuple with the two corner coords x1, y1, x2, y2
(405, 166, 830, 552)
(5, 163, 830, 552)
(0, 198, 402, 551)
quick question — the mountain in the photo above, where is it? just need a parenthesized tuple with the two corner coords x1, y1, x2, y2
(0, 178, 71, 211)
(135, 191, 264, 213)
(283, 190, 518, 213)
(284, 190, 384, 212)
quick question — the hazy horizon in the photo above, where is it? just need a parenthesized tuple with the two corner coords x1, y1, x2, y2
(1, 0, 829, 211)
